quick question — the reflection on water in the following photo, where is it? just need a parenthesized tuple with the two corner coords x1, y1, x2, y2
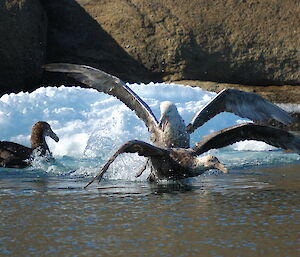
(0, 165, 299, 256)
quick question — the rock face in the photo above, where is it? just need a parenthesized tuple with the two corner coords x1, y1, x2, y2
(40, 0, 160, 84)
(41, 0, 299, 86)
(0, 0, 47, 94)
(0, 0, 299, 95)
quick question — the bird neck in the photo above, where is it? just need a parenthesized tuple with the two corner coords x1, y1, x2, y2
(31, 129, 50, 155)
(161, 114, 190, 148)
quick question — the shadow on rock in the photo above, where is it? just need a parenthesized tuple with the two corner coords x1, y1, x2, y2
(40, 0, 161, 86)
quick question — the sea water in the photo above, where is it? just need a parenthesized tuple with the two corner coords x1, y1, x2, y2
(0, 83, 299, 256)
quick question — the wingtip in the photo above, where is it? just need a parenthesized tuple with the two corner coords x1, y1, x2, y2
(42, 63, 53, 70)
(286, 114, 295, 125)
(272, 113, 294, 126)
(43, 63, 70, 72)
(186, 124, 193, 133)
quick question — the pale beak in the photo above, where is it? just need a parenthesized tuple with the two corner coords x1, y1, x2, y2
(214, 162, 228, 173)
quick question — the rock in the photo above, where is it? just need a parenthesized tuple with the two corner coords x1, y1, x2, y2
(1, 0, 298, 94)
(41, 0, 299, 86)
(40, 0, 160, 85)
(0, 0, 47, 94)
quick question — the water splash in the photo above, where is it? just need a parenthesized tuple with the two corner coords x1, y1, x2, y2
(0, 84, 299, 179)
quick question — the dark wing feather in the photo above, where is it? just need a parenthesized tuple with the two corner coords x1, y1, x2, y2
(44, 63, 159, 134)
(84, 140, 169, 188)
(0, 141, 33, 168)
(187, 89, 293, 133)
(193, 123, 300, 156)
(0, 141, 32, 157)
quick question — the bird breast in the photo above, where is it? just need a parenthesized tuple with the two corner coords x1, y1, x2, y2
(160, 115, 190, 148)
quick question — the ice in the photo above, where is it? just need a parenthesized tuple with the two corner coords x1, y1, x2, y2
(0, 82, 299, 178)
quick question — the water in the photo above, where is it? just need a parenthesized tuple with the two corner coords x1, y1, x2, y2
(0, 83, 300, 256)
(1, 164, 299, 256)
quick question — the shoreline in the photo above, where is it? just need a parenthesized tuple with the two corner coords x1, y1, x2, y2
(173, 80, 300, 104)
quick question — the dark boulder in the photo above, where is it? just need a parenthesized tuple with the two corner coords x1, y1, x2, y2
(0, 0, 47, 95)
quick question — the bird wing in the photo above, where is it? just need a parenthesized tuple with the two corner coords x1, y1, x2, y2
(193, 123, 300, 156)
(0, 141, 32, 156)
(44, 63, 159, 135)
(84, 140, 170, 188)
(0, 141, 32, 168)
(186, 88, 293, 133)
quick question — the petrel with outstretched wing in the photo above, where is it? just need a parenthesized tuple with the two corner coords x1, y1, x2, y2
(44, 63, 298, 187)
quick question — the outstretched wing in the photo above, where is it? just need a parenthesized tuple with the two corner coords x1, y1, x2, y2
(193, 123, 300, 156)
(44, 63, 159, 134)
(187, 89, 293, 133)
(84, 140, 170, 188)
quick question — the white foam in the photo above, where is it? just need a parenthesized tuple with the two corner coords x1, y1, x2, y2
(0, 83, 299, 178)
(0, 84, 293, 158)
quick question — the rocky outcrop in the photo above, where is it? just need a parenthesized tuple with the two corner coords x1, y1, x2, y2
(174, 81, 300, 104)
(0, 0, 299, 95)
(0, 0, 47, 94)
(40, 0, 160, 84)
(41, 0, 299, 86)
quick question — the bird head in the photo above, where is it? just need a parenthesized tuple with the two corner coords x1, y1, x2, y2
(159, 101, 183, 130)
(33, 121, 60, 143)
(160, 101, 178, 116)
(196, 155, 228, 173)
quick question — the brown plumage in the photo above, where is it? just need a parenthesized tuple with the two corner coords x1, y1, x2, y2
(43, 63, 299, 187)
(0, 121, 59, 168)
(84, 124, 300, 188)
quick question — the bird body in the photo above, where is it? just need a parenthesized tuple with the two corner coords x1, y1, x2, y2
(43, 63, 299, 187)
(149, 148, 227, 181)
(0, 121, 59, 168)
(157, 101, 190, 148)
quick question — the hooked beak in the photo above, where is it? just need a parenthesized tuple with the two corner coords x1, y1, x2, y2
(47, 128, 59, 142)
(214, 162, 228, 174)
